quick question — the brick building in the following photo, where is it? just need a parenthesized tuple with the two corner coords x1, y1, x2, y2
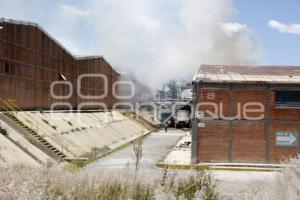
(0, 18, 119, 110)
(192, 65, 300, 163)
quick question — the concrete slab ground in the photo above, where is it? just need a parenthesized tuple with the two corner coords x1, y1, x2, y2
(86, 128, 186, 175)
(85, 128, 278, 195)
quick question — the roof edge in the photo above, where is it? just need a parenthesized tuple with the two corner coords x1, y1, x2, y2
(1, 17, 120, 75)
(200, 64, 300, 68)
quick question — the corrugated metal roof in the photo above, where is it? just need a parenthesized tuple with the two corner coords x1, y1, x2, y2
(194, 64, 300, 84)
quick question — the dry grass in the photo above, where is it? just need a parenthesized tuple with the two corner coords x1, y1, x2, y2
(2, 156, 300, 200)
(0, 164, 219, 200)
(222, 156, 300, 200)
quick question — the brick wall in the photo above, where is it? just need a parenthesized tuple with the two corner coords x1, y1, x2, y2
(198, 121, 228, 162)
(198, 89, 229, 118)
(197, 85, 300, 163)
(232, 121, 266, 163)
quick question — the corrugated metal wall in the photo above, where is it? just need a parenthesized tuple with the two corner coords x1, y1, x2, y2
(0, 20, 120, 110)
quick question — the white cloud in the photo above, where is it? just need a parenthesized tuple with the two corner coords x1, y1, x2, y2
(268, 20, 300, 35)
(60, 4, 89, 17)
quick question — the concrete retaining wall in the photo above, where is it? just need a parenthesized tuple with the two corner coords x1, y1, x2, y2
(13, 111, 149, 158)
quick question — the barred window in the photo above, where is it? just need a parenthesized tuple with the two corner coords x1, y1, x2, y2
(275, 91, 300, 108)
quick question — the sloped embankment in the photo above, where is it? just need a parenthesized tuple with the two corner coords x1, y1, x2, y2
(0, 111, 150, 166)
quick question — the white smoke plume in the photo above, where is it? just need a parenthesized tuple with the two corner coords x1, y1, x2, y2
(0, 0, 262, 89)
(84, 0, 262, 89)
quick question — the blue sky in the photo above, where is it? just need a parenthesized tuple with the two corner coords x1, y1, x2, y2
(0, 0, 299, 86)
(234, 0, 300, 65)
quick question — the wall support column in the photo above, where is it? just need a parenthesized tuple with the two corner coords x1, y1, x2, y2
(191, 82, 199, 164)
(228, 85, 233, 162)
(265, 85, 271, 163)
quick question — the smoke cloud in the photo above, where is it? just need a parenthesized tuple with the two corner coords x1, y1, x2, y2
(0, 0, 262, 89)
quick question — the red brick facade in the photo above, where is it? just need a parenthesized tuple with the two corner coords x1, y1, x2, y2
(197, 84, 300, 163)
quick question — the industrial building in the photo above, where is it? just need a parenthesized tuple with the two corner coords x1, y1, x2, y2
(192, 65, 300, 163)
(0, 18, 119, 110)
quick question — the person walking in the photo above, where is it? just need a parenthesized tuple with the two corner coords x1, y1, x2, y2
(164, 122, 168, 133)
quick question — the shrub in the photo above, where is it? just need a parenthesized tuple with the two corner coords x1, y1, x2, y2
(175, 172, 219, 200)
(158, 169, 219, 200)
(0, 126, 7, 136)
(223, 156, 300, 200)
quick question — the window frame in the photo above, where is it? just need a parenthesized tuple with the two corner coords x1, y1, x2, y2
(275, 90, 300, 108)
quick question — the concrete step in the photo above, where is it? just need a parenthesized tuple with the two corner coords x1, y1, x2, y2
(42, 141, 49, 144)
(3, 112, 68, 161)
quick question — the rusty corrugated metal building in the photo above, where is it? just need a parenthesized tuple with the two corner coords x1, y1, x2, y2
(0, 18, 119, 110)
(192, 65, 300, 163)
